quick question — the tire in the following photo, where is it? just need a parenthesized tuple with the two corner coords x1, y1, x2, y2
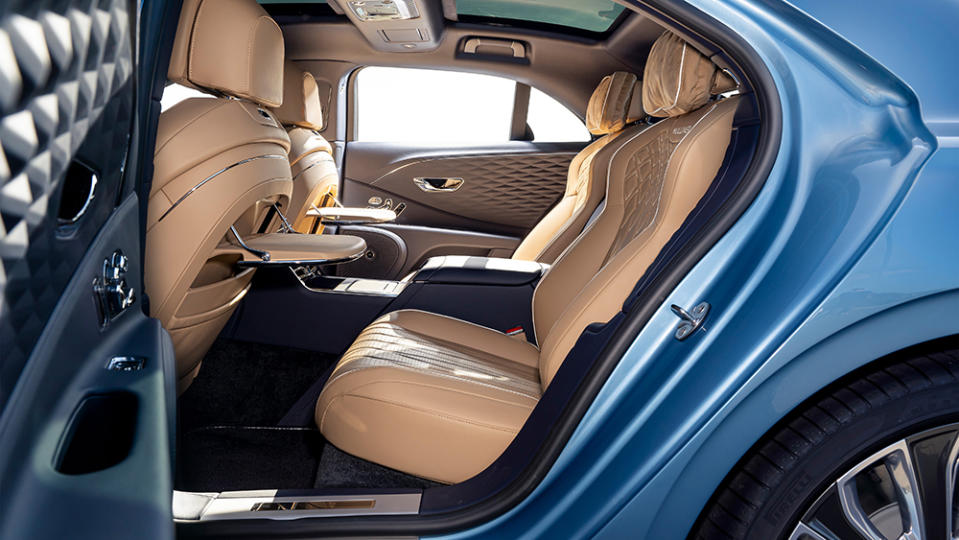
(692, 349, 959, 540)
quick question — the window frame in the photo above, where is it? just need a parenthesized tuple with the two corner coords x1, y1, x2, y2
(456, 9, 630, 40)
(347, 66, 590, 145)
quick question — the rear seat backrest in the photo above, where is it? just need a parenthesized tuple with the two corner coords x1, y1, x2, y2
(511, 72, 644, 263)
(533, 32, 741, 387)
(271, 61, 339, 232)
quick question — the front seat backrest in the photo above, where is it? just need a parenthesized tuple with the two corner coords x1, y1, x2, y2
(271, 62, 339, 233)
(534, 32, 740, 386)
(146, 0, 291, 392)
(511, 72, 644, 263)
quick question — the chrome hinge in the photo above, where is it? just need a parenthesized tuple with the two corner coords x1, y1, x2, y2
(671, 302, 710, 341)
(93, 249, 136, 327)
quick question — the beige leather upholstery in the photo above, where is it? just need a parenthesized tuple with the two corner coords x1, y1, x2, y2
(315, 32, 741, 483)
(511, 72, 643, 263)
(239, 233, 366, 263)
(167, 0, 284, 107)
(146, 0, 291, 393)
(317, 310, 540, 483)
(270, 62, 339, 233)
(585, 71, 644, 135)
(272, 61, 324, 130)
(643, 32, 736, 118)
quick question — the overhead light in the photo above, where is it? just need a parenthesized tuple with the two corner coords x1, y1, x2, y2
(348, 0, 420, 21)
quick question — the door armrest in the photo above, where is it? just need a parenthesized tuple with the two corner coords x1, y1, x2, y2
(306, 206, 396, 225)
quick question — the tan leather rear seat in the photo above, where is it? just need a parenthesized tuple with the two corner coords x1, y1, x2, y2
(315, 32, 741, 483)
(270, 61, 340, 233)
(511, 71, 643, 263)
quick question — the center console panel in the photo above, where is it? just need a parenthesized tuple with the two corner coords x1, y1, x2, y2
(386, 256, 546, 342)
(223, 256, 548, 354)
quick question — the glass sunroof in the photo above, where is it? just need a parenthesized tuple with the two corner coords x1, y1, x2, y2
(456, 0, 626, 34)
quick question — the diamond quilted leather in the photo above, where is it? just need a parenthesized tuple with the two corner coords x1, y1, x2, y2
(371, 152, 575, 229)
(0, 0, 133, 405)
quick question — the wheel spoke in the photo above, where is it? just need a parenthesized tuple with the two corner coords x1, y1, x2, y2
(835, 441, 917, 540)
(798, 486, 873, 540)
(910, 431, 956, 540)
(789, 521, 830, 540)
(880, 441, 923, 540)
(794, 425, 959, 540)
(946, 434, 959, 540)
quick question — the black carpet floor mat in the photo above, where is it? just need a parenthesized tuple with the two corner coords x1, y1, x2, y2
(314, 444, 440, 490)
(177, 426, 324, 492)
(175, 339, 438, 492)
(177, 339, 338, 433)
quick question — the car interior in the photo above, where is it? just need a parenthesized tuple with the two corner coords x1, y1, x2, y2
(156, 0, 763, 524)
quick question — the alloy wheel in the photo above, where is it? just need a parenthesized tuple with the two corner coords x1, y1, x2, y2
(790, 423, 959, 540)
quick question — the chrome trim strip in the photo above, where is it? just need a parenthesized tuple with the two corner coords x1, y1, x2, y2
(413, 176, 464, 192)
(157, 154, 288, 222)
(173, 490, 421, 521)
(60, 171, 98, 224)
(235, 250, 365, 268)
(292, 158, 324, 181)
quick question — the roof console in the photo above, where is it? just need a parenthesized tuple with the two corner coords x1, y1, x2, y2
(332, 0, 444, 52)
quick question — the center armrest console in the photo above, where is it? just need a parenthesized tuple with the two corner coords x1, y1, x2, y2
(225, 255, 549, 355)
(410, 255, 548, 286)
(233, 233, 366, 267)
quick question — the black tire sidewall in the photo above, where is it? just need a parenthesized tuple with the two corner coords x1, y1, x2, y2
(745, 382, 959, 539)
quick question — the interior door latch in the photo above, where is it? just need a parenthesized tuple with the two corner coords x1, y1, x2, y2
(670, 302, 710, 341)
(93, 249, 136, 327)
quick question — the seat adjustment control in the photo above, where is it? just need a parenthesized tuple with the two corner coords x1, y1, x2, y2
(93, 249, 136, 327)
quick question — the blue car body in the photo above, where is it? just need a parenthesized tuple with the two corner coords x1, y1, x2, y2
(0, 0, 952, 536)
(433, 0, 956, 537)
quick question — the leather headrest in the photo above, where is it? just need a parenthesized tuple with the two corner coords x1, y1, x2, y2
(272, 62, 324, 131)
(586, 72, 644, 136)
(167, 0, 284, 107)
(643, 32, 737, 118)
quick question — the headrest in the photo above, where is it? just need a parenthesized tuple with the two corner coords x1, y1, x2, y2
(643, 32, 737, 118)
(167, 0, 284, 107)
(272, 62, 324, 131)
(585, 72, 644, 136)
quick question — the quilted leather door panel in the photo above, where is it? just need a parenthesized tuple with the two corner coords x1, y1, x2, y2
(0, 0, 135, 404)
(342, 141, 586, 236)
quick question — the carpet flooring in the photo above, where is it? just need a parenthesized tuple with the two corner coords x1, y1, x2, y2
(175, 338, 438, 492)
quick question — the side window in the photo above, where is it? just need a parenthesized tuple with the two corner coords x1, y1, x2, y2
(354, 67, 590, 144)
(527, 88, 593, 142)
(161, 84, 212, 111)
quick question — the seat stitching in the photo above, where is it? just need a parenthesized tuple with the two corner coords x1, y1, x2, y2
(322, 394, 522, 434)
(341, 377, 540, 407)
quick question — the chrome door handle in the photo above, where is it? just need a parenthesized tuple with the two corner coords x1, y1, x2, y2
(413, 177, 464, 192)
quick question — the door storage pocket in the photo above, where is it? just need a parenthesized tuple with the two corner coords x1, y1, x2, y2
(55, 392, 138, 475)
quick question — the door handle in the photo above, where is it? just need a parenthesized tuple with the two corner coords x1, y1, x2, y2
(413, 177, 464, 192)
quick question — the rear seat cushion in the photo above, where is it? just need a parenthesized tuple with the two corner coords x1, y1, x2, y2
(315, 309, 541, 483)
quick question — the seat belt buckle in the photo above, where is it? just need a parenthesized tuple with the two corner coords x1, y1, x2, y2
(505, 326, 527, 341)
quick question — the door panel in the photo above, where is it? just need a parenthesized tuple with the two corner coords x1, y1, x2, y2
(343, 141, 583, 236)
(0, 196, 174, 539)
(340, 141, 585, 277)
(0, 0, 172, 537)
